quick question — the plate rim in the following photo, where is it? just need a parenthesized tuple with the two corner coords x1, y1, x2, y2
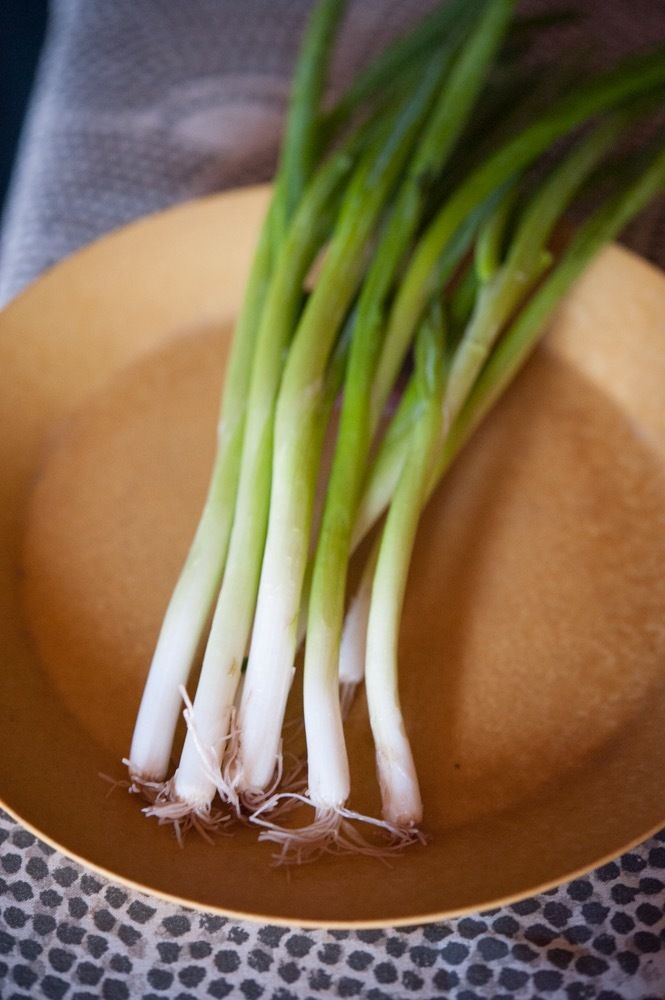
(2, 797, 664, 928)
(2, 186, 665, 928)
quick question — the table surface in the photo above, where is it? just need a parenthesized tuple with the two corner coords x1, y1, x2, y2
(1, 2, 664, 998)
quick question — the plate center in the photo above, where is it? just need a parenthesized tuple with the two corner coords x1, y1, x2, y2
(20, 327, 665, 832)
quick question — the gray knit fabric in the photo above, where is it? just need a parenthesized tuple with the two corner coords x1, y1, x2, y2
(1, 3, 665, 999)
(1, 0, 663, 303)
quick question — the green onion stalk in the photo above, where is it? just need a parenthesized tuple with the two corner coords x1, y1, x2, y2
(322, 0, 482, 136)
(127, 0, 348, 792)
(267, 0, 515, 852)
(352, 118, 640, 833)
(370, 48, 665, 427)
(306, 197, 499, 702)
(235, 53, 451, 808)
(337, 535, 379, 716)
(364, 304, 447, 832)
(445, 140, 665, 493)
(350, 51, 665, 551)
(340, 147, 665, 829)
(336, 207, 506, 708)
(126, 175, 280, 789)
(154, 141, 359, 821)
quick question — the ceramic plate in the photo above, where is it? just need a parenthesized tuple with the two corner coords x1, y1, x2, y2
(1, 186, 665, 927)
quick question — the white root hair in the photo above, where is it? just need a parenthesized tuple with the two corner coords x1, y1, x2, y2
(120, 760, 171, 804)
(122, 686, 239, 842)
(143, 783, 231, 846)
(224, 702, 309, 818)
(249, 792, 427, 865)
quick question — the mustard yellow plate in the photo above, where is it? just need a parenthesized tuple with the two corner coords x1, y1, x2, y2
(1, 186, 665, 927)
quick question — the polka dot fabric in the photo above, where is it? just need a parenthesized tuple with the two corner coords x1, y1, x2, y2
(1, 1, 665, 997)
(1, 812, 665, 998)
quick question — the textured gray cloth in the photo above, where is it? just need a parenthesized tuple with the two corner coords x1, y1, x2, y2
(1, 2, 665, 999)
(1, 0, 664, 302)
(0, 0, 436, 303)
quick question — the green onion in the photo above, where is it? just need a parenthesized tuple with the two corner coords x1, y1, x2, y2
(127, 0, 665, 859)
(169, 140, 360, 815)
(236, 54, 452, 802)
(323, 0, 480, 135)
(301, 0, 514, 831)
(127, 183, 279, 786)
(128, 0, 348, 790)
(338, 536, 379, 717)
(365, 304, 447, 832)
(272, 0, 347, 241)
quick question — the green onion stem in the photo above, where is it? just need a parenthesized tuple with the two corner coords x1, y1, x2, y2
(275, 0, 348, 237)
(351, 188, 514, 551)
(354, 138, 665, 558)
(129, 0, 350, 789)
(128, 193, 283, 783)
(323, 0, 482, 136)
(365, 304, 447, 829)
(237, 55, 448, 801)
(474, 185, 520, 284)
(303, 0, 515, 813)
(172, 140, 360, 809)
(370, 48, 665, 428)
(444, 141, 665, 485)
(444, 115, 624, 426)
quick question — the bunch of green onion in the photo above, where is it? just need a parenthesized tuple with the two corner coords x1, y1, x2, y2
(125, 0, 665, 859)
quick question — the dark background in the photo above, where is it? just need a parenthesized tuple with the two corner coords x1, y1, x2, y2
(0, 0, 49, 214)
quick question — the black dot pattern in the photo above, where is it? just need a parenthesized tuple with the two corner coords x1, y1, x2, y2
(2, 810, 664, 998)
